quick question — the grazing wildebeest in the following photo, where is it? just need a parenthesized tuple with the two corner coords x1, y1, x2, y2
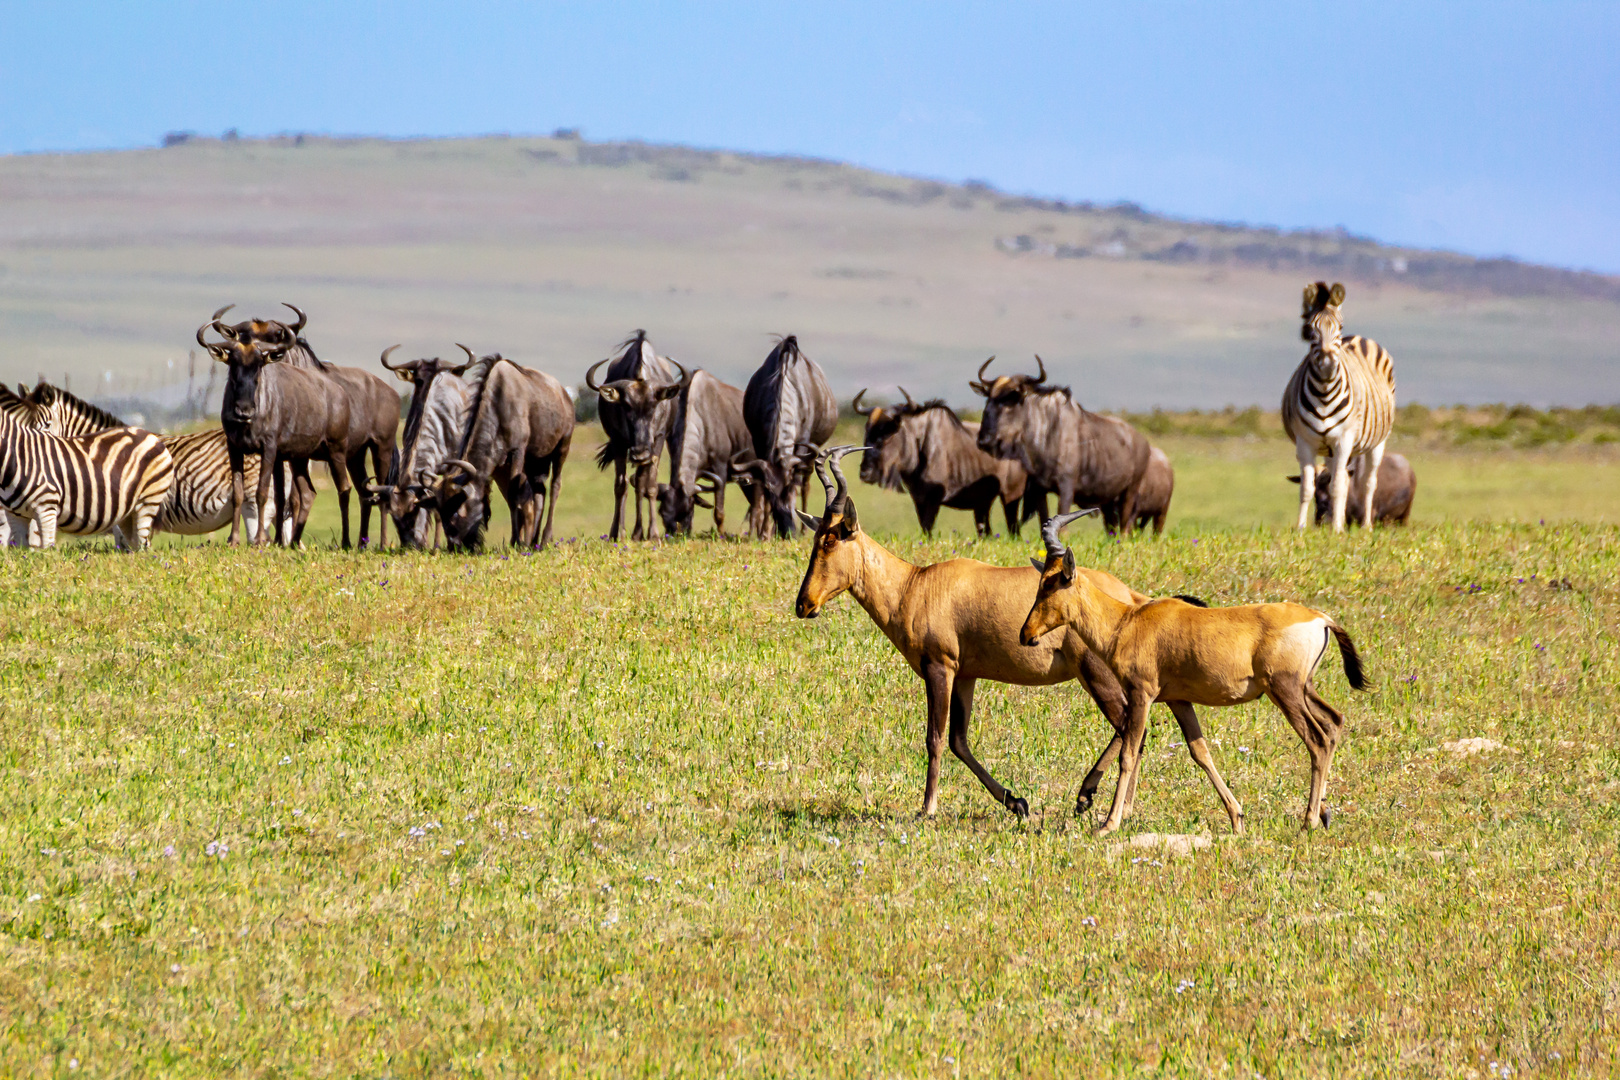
(742, 335, 838, 537)
(434, 353, 573, 551)
(1132, 446, 1174, 535)
(855, 388, 1028, 537)
(1288, 451, 1415, 527)
(212, 304, 398, 548)
(585, 331, 680, 541)
(197, 319, 354, 547)
(655, 367, 757, 536)
(971, 356, 1151, 535)
(368, 344, 489, 549)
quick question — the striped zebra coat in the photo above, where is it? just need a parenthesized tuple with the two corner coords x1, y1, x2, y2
(1280, 281, 1396, 531)
(1, 383, 277, 543)
(0, 406, 175, 550)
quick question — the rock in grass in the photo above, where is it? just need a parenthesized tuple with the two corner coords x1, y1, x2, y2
(1106, 833, 1213, 862)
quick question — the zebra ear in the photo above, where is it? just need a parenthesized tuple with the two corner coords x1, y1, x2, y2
(1329, 283, 1346, 306)
(1302, 283, 1320, 311)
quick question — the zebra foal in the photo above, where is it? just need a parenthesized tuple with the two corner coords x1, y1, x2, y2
(1281, 281, 1397, 532)
(0, 407, 175, 550)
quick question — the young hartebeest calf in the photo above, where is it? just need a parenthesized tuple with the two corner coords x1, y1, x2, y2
(793, 446, 1157, 820)
(1020, 509, 1369, 834)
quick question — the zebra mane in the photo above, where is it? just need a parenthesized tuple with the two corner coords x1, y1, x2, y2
(27, 382, 127, 431)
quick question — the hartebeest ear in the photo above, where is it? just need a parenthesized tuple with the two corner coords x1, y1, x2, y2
(795, 509, 821, 532)
(1030, 557, 1046, 572)
(1329, 282, 1346, 306)
(840, 498, 860, 533)
(1059, 548, 1076, 584)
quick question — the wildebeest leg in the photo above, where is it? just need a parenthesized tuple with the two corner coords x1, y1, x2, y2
(347, 449, 372, 549)
(1268, 676, 1341, 831)
(1073, 649, 1129, 815)
(272, 456, 288, 547)
(228, 447, 247, 545)
(973, 498, 993, 538)
(920, 658, 955, 818)
(290, 462, 317, 548)
(712, 476, 727, 536)
(541, 443, 567, 549)
(371, 441, 390, 549)
(256, 444, 280, 547)
(914, 494, 941, 536)
(946, 676, 1029, 818)
(330, 457, 353, 550)
(630, 462, 649, 541)
(610, 456, 629, 541)
(1097, 689, 1152, 835)
(1166, 700, 1244, 833)
(1002, 492, 1021, 538)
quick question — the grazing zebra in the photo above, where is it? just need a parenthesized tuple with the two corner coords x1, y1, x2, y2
(7, 382, 281, 542)
(1281, 281, 1396, 531)
(0, 407, 175, 550)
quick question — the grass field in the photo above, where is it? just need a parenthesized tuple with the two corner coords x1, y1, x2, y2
(3, 434, 1618, 1076)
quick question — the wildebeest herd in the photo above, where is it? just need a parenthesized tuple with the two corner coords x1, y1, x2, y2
(0, 281, 1410, 551)
(0, 282, 1401, 828)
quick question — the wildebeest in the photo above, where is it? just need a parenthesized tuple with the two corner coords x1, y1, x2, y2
(434, 353, 573, 551)
(197, 319, 354, 547)
(585, 331, 680, 540)
(1288, 450, 1415, 526)
(971, 356, 1151, 535)
(369, 344, 488, 548)
(1132, 446, 1174, 534)
(742, 335, 838, 537)
(655, 367, 757, 536)
(854, 389, 1028, 537)
(212, 304, 398, 547)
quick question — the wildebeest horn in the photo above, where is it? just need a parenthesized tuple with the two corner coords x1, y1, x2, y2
(899, 386, 917, 408)
(1040, 507, 1099, 557)
(584, 357, 610, 392)
(364, 482, 395, 495)
(852, 389, 873, 416)
(978, 356, 996, 382)
(971, 356, 996, 396)
(211, 304, 236, 322)
(379, 344, 405, 370)
(1033, 355, 1047, 384)
(281, 303, 307, 335)
(439, 458, 477, 480)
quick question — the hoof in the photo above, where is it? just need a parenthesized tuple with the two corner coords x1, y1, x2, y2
(1074, 792, 1094, 815)
(1006, 795, 1029, 819)
(1320, 807, 1333, 830)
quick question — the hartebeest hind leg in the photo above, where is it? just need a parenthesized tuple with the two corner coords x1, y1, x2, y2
(1097, 691, 1153, 835)
(1267, 676, 1343, 830)
(1166, 701, 1245, 833)
(947, 675, 1030, 818)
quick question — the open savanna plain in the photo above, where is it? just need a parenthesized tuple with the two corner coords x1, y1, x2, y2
(3, 424, 1618, 1077)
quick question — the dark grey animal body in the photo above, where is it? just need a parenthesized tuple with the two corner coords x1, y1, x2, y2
(1132, 446, 1174, 535)
(855, 390, 1027, 537)
(371, 345, 488, 549)
(214, 305, 398, 548)
(1289, 451, 1415, 526)
(199, 321, 356, 547)
(971, 357, 1151, 535)
(657, 368, 758, 536)
(586, 331, 680, 540)
(742, 335, 838, 537)
(436, 355, 573, 551)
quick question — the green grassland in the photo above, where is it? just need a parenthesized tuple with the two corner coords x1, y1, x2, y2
(3, 429, 1618, 1076)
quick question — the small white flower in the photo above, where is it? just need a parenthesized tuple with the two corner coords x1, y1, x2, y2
(26, 894, 41, 903)
(170, 964, 180, 973)
(408, 826, 426, 837)
(280, 755, 292, 765)
(1081, 916, 1097, 927)
(162, 845, 175, 858)
(68, 1059, 78, 1071)
(292, 809, 303, 817)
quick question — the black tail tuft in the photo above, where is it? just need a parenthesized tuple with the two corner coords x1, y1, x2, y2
(1172, 594, 1209, 607)
(1331, 624, 1369, 690)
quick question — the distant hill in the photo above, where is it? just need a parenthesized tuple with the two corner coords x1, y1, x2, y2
(2, 133, 1617, 410)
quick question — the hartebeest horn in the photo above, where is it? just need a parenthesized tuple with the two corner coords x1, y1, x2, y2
(1040, 507, 1100, 558)
(379, 345, 405, 370)
(281, 303, 307, 335)
(584, 357, 610, 392)
(819, 445, 862, 512)
(1032, 354, 1047, 384)
(852, 389, 874, 416)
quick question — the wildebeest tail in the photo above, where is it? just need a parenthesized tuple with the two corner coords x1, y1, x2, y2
(594, 440, 618, 470)
(1330, 623, 1369, 690)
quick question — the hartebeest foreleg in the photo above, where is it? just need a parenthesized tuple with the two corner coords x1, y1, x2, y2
(921, 661, 1029, 818)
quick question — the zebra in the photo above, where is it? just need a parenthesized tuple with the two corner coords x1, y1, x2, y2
(1281, 281, 1396, 532)
(9, 382, 282, 543)
(0, 406, 175, 550)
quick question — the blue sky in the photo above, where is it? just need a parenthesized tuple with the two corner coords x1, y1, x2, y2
(4, 1, 1617, 272)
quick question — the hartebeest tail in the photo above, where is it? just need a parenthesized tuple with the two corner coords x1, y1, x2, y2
(1022, 509, 1371, 833)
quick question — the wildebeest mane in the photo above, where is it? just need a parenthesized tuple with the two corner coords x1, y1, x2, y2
(743, 334, 802, 460)
(454, 354, 504, 460)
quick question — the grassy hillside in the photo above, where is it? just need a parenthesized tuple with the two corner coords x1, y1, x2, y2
(2, 522, 1615, 1075)
(3, 135, 1618, 410)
